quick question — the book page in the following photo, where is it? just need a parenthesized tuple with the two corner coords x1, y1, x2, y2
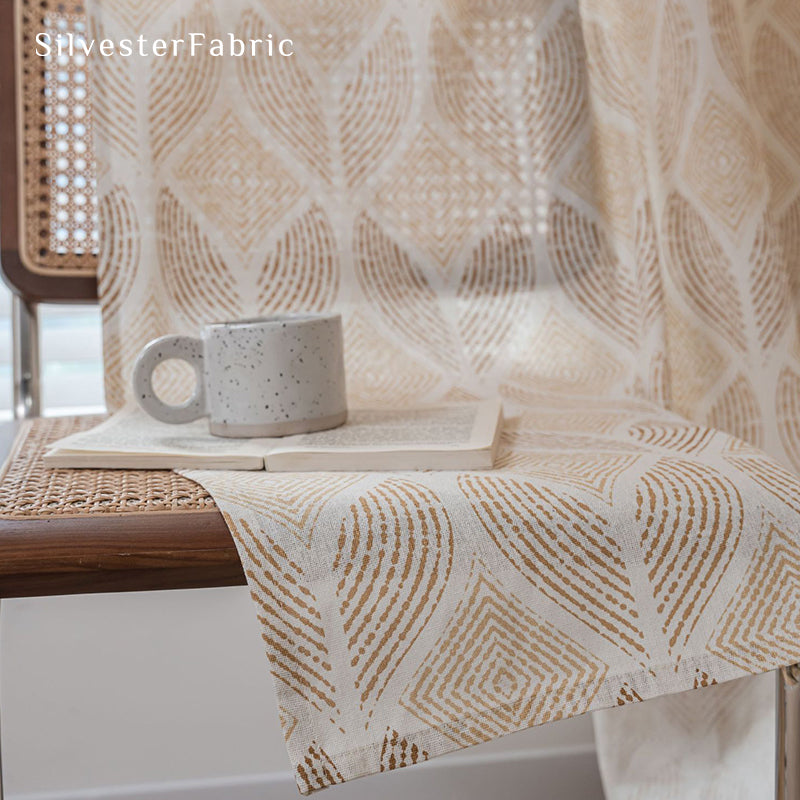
(44, 399, 502, 471)
(271, 400, 499, 454)
(46, 406, 270, 464)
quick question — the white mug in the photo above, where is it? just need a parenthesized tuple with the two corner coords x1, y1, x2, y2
(132, 313, 347, 437)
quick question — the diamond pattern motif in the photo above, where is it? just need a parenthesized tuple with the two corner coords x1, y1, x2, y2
(374, 126, 500, 268)
(176, 114, 304, 253)
(683, 92, 764, 238)
(400, 559, 608, 747)
(709, 515, 800, 672)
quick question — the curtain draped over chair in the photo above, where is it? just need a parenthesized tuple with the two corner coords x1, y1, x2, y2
(87, 0, 800, 795)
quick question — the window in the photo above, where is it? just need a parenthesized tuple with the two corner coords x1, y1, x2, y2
(0, 281, 105, 419)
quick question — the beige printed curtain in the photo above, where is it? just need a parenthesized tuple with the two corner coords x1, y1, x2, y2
(87, 0, 800, 795)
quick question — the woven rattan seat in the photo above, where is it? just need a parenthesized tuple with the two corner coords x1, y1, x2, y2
(0, 415, 216, 517)
(0, 416, 243, 598)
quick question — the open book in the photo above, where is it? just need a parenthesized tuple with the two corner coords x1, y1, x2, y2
(44, 399, 504, 472)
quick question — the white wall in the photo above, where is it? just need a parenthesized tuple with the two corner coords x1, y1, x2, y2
(1, 587, 600, 798)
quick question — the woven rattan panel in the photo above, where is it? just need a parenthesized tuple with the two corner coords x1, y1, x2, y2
(0, 416, 215, 518)
(19, 0, 99, 276)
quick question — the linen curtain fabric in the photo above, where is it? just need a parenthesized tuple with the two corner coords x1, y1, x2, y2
(86, 0, 800, 794)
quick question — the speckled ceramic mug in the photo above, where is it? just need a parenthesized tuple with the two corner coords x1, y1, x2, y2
(132, 313, 347, 437)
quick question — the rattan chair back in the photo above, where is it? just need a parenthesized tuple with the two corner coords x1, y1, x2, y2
(0, 0, 98, 302)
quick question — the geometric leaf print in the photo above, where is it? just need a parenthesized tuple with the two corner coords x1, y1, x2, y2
(440, 0, 551, 70)
(458, 474, 648, 661)
(682, 91, 763, 239)
(333, 478, 453, 725)
(101, 0, 164, 30)
(494, 451, 639, 503)
(581, 20, 639, 118)
(237, 8, 331, 183)
(105, 287, 177, 410)
(97, 185, 140, 322)
(656, 0, 697, 173)
(726, 452, 800, 518)
(504, 309, 628, 398)
(692, 670, 718, 690)
(780, 196, 800, 308)
(548, 199, 639, 350)
(380, 728, 428, 772)
(257, 204, 339, 312)
(102, 330, 127, 413)
(343, 313, 443, 407)
(503, 395, 652, 438)
(295, 741, 345, 794)
(223, 513, 342, 724)
(279, 706, 299, 742)
(88, 16, 138, 159)
(156, 189, 243, 327)
(627, 420, 715, 455)
(587, 122, 640, 242)
(431, 15, 518, 178)
(765, 148, 796, 211)
(635, 460, 743, 664)
(354, 213, 461, 372)
(709, 513, 800, 673)
(148, 0, 221, 164)
(749, 219, 791, 356)
(752, 22, 800, 165)
(195, 472, 364, 548)
(665, 302, 729, 419)
(265, 0, 384, 72)
(373, 125, 501, 269)
(400, 558, 608, 747)
(777, 366, 800, 473)
(506, 402, 633, 438)
(614, 682, 644, 706)
(525, 9, 590, 177)
(772, 0, 800, 43)
(456, 213, 536, 374)
(341, 19, 413, 188)
(708, 374, 763, 449)
(663, 193, 747, 353)
(498, 410, 645, 455)
(175, 113, 305, 255)
(91, 0, 800, 789)
(635, 200, 664, 333)
(708, 0, 747, 96)
(581, 0, 656, 78)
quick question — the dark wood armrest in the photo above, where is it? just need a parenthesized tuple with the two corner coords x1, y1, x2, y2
(0, 418, 245, 598)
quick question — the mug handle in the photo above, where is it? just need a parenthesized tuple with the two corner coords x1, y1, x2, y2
(132, 335, 207, 424)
